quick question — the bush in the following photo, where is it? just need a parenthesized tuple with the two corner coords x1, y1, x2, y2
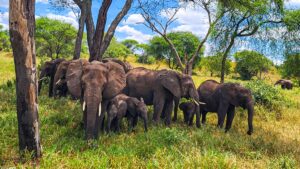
(137, 55, 156, 64)
(245, 80, 285, 110)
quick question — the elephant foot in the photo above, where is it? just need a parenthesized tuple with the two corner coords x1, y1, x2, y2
(247, 130, 253, 135)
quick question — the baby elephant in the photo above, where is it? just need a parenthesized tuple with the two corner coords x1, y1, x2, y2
(179, 102, 196, 124)
(107, 94, 148, 133)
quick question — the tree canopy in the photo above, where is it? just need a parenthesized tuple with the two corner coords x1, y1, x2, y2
(35, 17, 78, 59)
(0, 25, 10, 51)
(234, 50, 272, 80)
(281, 53, 300, 83)
(201, 54, 231, 77)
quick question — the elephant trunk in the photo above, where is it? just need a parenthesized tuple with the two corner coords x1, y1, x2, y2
(140, 113, 148, 132)
(85, 96, 102, 140)
(189, 89, 200, 128)
(246, 101, 254, 135)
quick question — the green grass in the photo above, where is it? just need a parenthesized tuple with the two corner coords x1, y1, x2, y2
(0, 52, 299, 168)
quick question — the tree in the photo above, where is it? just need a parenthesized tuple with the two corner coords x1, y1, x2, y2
(201, 53, 231, 77)
(148, 32, 202, 69)
(121, 39, 139, 53)
(137, 0, 226, 75)
(211, 0, 283, 83)
(0, 25, 10, 51)
(283, 10, 300, 55)
(234, 50, 272, 80)
(9, 0, 41, 157)
(35, 17, 77, 59)
(104, 37, 131, 60)
(281, 53, 300, 84)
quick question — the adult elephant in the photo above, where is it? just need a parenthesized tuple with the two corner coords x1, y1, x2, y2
(198, 80, 254, 135)
(102, 58, 133, 73)
(52, 60, 73, 97)
(60, 59, 126, 140)
(274, 79, 293, 90)
(124, 67, 201, 127)
(38, 58, 65, 97)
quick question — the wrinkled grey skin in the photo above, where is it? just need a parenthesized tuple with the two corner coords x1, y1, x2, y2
(274, 79, 293, 90)
(124, 67, 200, 127)
(198, 80, 254, 135)
(38, 58, 65, 97)
(102, 58, 133, 73)
(52, 60, 73, 97)
(59, 60, 126, 140)
(179, 101, 196, 124)
(107, 94, 148, 133)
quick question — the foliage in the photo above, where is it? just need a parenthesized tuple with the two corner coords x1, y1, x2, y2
(104, 38, 131, 60)
(201, 53, 231, 77)
(148, 32, 202, 69)
(0, 52, 300, 168)
(234, 50, 272, 80)
(121, 39, 139, 53)
(0, 25, 10, 52)
(245, 80, 285, 110)
(284, 10, 300, 32)
(281, 53, 300, 84)
(35, 17, 77, 59)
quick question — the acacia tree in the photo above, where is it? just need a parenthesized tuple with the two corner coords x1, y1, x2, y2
(137, 0, 226, 75)
(9, 0, 41, 157)
(50, 0, 132, 61)
(211, 0, 283, 83)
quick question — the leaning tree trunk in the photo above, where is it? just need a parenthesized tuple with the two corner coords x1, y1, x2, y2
(220, 37, 235, 83)
(9, 0, 42, 157)
(85, 0, 94, 55)
(73, 2, 87, 60)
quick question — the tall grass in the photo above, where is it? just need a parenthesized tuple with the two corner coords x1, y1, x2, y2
(0, 52, 299, 168)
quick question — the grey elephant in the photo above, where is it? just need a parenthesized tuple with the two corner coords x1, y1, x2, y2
(56, 59, 126, 140)
(107, 94, 148, 133)
(197, 80, 254, 135)
(52, 60, 74, 97)
(38, 58, 65, 97)
(179, 101, 197, 124)
(274, 79, 293, 90)
(124, 67, 201, 127)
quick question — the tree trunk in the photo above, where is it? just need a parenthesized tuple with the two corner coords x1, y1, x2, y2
(220, 36, 235, 83)
(89, 0, 112, 62)
(73, 2, 87, 60)
(9, 0, 42, 158)
(85, 0, 94, 55)
(183, 62, 193, 76)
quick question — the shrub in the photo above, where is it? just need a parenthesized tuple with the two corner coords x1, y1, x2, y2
(245, 80, 285, 110)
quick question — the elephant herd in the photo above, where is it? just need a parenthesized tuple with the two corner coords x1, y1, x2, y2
(38, 58, 263, 140)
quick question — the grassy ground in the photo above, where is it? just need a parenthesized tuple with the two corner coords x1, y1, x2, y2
(0, 52, 299, 168)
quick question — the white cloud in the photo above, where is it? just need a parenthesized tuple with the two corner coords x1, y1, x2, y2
(36, 0, 49, 3)
(160, 4, 210, 38)
(116, 25, 152, 43)
(285, 0, 300, 9)
(0, 12, 9, 30)
(123, 14, 145, 25)
(46, 11, 78, 28)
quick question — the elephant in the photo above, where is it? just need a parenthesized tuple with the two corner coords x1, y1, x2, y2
(102, 58, 133, 73)
(198, 80, 254, 135)
(274, 79, 293, 90)
(38, 58, 65, 97)
(124, 67, 201, 127)
(60, 59, 126, 140)
(52, 60, 73, 97)
(107, 94, 148, 133)
(179, 101, 197, 124)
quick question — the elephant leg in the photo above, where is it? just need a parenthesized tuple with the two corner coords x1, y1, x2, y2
(82, 110, 87, 129)
(127, 117, 134, 132)
(188, 110, 195, 126)
(153, 93, 165, 123)
(106, 115, 114, 133)
(201, 111, 208, 124)
(49, 74, 54, 97)
(132, 116, 138, 130)
(116, 118, 121, 133)
(217, 102, 229, 128)
(225, 106, 235, 132)
(172, 98, 179, 122)
(164, 99, 174, 126)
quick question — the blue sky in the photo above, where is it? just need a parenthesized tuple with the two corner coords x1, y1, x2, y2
(1, 0, 300, 63)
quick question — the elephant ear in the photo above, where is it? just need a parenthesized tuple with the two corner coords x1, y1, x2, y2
(66, 59, 88, 99)
(103, 61, 126, 99)
(158, 70, 181, 98)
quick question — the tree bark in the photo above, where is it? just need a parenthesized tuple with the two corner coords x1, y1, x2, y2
(9, 0, 42, 158)
(73, 1, 87, 60)
(220, 36, 235, 83)
(97, 0, 133, 60)
(85, 0, 94, 54)
(89, 0, 112, 61)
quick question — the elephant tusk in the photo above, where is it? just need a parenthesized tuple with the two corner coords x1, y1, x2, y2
(192, 99, 199, 106)
(55, 79, 61, 85)
(82, 101, 86, 111)
(198, 101, 206, 105)
(98, 102, 102, 117)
